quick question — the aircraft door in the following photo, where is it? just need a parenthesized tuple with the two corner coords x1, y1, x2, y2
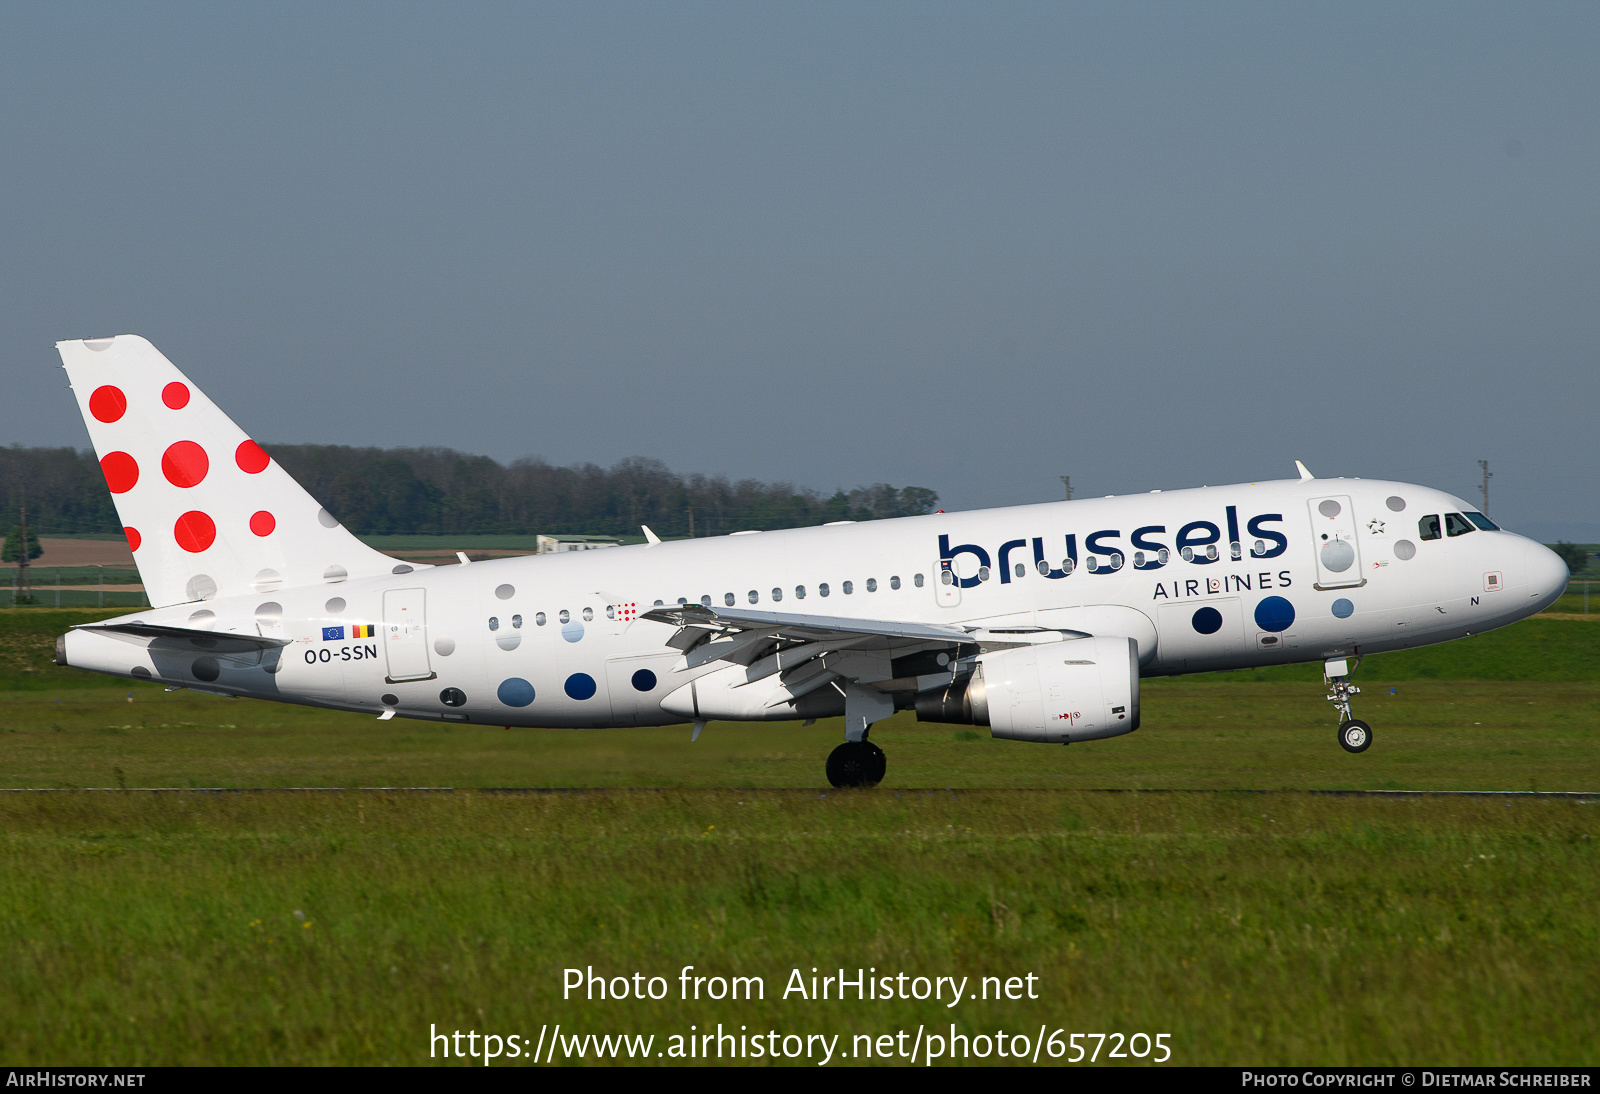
(1308, 495, 1364, 589)
(935, 559, 962, 606)
(1156, 598, 1245, 672)
(383, 588, 435, 683)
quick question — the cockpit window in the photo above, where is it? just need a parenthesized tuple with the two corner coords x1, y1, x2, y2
(1446, 513, 1475, 537)
(1418, 515, 1441, 541)
(1464, 511, 1500, 531)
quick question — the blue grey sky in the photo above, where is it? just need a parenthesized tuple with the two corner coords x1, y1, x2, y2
(2, 2, 1596, 537)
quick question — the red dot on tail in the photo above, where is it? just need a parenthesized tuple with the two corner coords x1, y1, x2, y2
(89, 386, 127, 423)
(249, 510, 276, 537)
(124, 527, 141, 552)
(162, 382, 191, 409)
(100, 451, 139, 494)
(162, 440, 210, 488)
(174, 511, 216, 553)
(235, 439, 270, 474)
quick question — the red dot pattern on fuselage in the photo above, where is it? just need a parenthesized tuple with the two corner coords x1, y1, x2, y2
(174, 511, 217, 553)
(161, 441, 209, 488)
(162, 382, 191, 409)
(249, 511, 276, 537)
(89, 386, 127, 423)
(124, 527, 141, 552)
(100, 452, 139, 493)
(235, 439, 270, 474)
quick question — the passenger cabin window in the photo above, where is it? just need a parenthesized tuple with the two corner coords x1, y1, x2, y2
(1464, 511, 1499, 531)
(583, 607, 594, 621)
(890, 576, 901, 590)
(700, 596, 711, 607)
(1446, 513, 1475, 537)
(512, 614, 522, 629)
(772, 587, 783, 601)
(795, 586, 806, 600)
(536, 612, 547, 626)
(725, 592, 736, 606)
(866, 578, 877, 592)
(842, 581, 853, 594)
(488, 616, 499, 631)
(559, 610, 571, 623)
(1418, 515, 1442, 541)
(819, 583, 830, 597)
(748, 590, 759, 604)
(913, 573, 925, 587)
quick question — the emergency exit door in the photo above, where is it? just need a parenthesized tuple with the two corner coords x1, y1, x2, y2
(934, 559, 962, 606)
(1307, 496, 1364, 589)
(383, 588, 434, 682)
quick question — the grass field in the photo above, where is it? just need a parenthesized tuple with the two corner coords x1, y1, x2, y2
(0, 610, 1594, 1065)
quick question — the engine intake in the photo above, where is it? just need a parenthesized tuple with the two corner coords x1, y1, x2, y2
(915, 635, 1139, 744)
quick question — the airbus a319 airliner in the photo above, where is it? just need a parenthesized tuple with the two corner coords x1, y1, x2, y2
(53, 337, 1568, 786)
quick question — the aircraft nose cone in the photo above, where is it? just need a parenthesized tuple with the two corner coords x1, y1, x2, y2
(1523, 537, 1570, 612)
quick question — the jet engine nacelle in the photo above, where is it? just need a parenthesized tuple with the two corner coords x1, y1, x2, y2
(916, 635, 1139, 744)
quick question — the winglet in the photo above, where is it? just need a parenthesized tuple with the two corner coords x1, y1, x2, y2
(642, 525, 661, 545)
(1295, 460, 1315, 481)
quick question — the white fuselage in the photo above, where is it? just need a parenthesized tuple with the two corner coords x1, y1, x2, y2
(62, 477, 1568, 729)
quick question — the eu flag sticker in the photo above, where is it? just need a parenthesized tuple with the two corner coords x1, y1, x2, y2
(322, 626, 345, 641)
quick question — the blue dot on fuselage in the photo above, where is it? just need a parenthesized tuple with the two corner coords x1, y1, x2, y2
(1331, 598, 1354, 619)
(564, 672, 597, 701)
(631, 668, 657, 692)
(496, 677, 535, 707)
(1191, 606, 1223, 635)
(561, 622, 584, 643)
(1255, 595, 1296, 632)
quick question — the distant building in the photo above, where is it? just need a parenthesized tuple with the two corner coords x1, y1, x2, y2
(536, 534, 622, 554)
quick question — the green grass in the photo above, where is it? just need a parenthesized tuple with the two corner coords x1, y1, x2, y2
(0, 610, 1595, 1064)
(0, 791, 1594, 1065)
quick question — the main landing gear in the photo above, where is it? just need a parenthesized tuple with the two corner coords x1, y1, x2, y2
(826, 739, 886, 788)
(826, 681, 894, 788)
(1324, 656, 1372, 754)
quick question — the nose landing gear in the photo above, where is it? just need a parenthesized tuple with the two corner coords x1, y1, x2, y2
(1325, 656, 1372, 753)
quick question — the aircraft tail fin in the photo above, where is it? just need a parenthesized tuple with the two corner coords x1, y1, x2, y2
(56, 335, 418, 608)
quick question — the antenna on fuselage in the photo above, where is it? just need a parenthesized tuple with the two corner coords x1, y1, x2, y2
(1478, 460, 1492, 516)
(1295, 461, 1315, 481)
(1060, 475, 1073, 501)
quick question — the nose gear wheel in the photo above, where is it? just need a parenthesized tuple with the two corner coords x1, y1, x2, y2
(1339, 719, 1373, 753)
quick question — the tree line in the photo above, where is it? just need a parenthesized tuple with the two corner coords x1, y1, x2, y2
(0, 444, 939, 538)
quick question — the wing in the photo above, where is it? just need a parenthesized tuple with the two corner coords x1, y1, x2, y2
(639, 603, 1069, 701)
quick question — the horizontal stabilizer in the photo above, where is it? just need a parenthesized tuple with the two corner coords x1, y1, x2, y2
(73, 622, 291, 654)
